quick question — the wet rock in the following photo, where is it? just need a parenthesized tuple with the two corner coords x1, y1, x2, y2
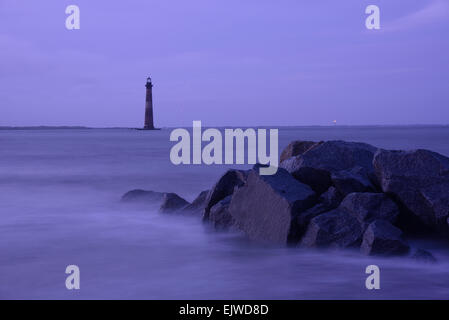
(411, 249, 437, 263)
(373, 149, 449, 234)
(319, 186, 343, 208)
(281, 164, 332, 195)
(228, 167, 316, 244)
(122, 189, 191, 214)
(331, 166, 375, 196)
(182, 190, 209, 214)
(300, 209, 363, 248)
(121, 189, 165, 203)
(203, 170, 248, 220)
(159, 193, 190, 213)
(295, 187, 343, 239)
(295, 203, 332, 239)
(208, 196, 234, 230)
(280, 140, 322, 163)
(281, 140, 377, 194)
(360, 220, 410, 256)
(339, 192, 399, 229)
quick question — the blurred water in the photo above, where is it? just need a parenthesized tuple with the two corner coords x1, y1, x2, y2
(0, 126, 448, 299)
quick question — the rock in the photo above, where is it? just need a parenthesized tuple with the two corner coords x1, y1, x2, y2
(299, 192, 400, 248)
(296, 203, 332, 239)
(159, 193, 190, 213)
(228, 167, 316, 244)
(122, 189, 192, 214)
(360, 220, 410, 256)
(411, 249, 437, 263)
(300, 209, 363, 248)
(280, 140, 322, 163)
(121, 189, 165, 203)
(339, 192, 399, 229)
(319, 186, 343, 208)
(203, 170, 248, 220)
(373, 149, 449, 234)
(182, 190, 209, 214)
(281, 163, 332, 195)
(331, 166, 375, 196)
(295, 187, 343, 239)
(281, 140, 377, 194)
(208, 196, 234, 230)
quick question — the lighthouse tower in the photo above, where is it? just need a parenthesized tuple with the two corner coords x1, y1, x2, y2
(143, 77, 155, 130)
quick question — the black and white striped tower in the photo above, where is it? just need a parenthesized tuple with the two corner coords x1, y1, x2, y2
(143, 77, 155, 130)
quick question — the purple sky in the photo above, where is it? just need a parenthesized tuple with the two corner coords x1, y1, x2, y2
(1, 0, 448, 127)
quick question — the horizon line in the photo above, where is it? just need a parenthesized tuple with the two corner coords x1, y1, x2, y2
(1, 124, 449, 130)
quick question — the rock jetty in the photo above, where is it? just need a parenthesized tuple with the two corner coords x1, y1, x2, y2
(122, 140, 449, 258)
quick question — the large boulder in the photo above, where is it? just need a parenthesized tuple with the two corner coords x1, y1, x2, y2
(208, 196, 234, 230)
(281, 141, 378, 194)
(373, 149, 449, 234)
(300, 209, 363, 248)
(280, 140, 322, 163)
(331, 166, 375, 196)
(203, 170, 248, 220)
(296, 203, 333, 239)
(339, 192, 399, 229)
(159, 193, 190, 213)
(228, 166, 316, 244)
(121, 189, 165, 203)
(360, 220, 410, 256)
(300, 192, 400, 248)
(318, 186, 343, 208)
(295, 187, 343, 238)
(182, 190, 209, 214)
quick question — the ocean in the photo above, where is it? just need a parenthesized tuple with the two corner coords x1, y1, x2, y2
(0, 126, 448, 299)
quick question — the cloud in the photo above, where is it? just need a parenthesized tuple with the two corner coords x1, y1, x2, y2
(386, 0, 449, 31)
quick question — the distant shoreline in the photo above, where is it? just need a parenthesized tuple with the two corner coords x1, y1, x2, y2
(0, 124, 448, 130)
(0, 126, 127, 130)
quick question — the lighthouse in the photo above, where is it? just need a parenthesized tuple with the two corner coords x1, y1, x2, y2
(143, 77, 155, 130)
